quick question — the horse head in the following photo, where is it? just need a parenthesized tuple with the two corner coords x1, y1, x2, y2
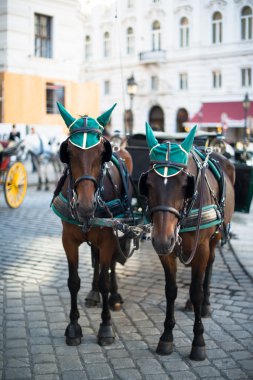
(58, 102, 115, 223)
(139, 122, 197, 256)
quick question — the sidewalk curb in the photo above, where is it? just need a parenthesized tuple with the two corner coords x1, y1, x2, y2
(228, 239, 253, 283)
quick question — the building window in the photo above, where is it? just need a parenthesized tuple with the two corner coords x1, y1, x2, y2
(149, 106, 164, 131)
(179, 17, 189, 47)
(46, 83, 65, 114)
(34, 13, 52, 58)
(241, 68, 252, 87)
(85, 35, 92, 60)
(127, 0, 134, 8)
(151, 76, 159, 91)
(212, 12, 222, 44)
(104, 80, 110, 95)
(152, 20, 161, 51)
(126, 27, 135, 55)
(241, 6, 253, 40)
(212, 71, 222, 88)
(179, 73, 188, 90)
(104, 31, 111, 57)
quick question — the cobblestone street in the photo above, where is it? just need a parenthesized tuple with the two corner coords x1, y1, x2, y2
(0, 188, 253, 380)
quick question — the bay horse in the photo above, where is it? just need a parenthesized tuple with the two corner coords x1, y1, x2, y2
(51, 102, 133, 346)
(139, 123, 235, 360)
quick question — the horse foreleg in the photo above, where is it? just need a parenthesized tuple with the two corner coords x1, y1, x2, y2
(37, 176, 42, 191)
(189, 248, 208, 361)
(97, 263, 115, 346)
(201, 236, 218, 317)
(33, 157, 42, 190)
(44, 162, 50, 191)
(85, 245, 101, 307)
(109, 259, 123, 311)
(63, 233, 83, 346)
(156, 255, 177, 355)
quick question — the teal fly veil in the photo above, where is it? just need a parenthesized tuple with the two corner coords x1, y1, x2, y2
(57, 103, 116, 149)
(145, 122, 197, 177)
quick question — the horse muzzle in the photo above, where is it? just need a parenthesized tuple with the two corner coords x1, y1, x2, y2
(75, 201, 96, 222)
(152, 234, 176, 256)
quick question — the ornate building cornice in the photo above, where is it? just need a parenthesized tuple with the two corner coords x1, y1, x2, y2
(146, 8, 166, 19)
(121, 16, 137, 26)
(174, 5, 193, 15)
(205, 0, 227, 8)
(233, 0, 253, 5)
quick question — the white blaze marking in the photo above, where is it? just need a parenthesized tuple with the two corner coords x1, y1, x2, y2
(164, 150, 169, 177)
(82, 133, 87, 148)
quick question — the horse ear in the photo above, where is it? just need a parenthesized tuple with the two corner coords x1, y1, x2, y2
(145, 122, 158, 150)
(97, 103, 117, 127)
(57, 102, 75, 128)
(181, 125, 197, 153)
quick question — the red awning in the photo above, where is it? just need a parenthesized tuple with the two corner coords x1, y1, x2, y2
(190, 102, 253, 124)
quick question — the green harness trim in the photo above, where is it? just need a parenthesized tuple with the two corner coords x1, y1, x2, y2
(51, 193, 80, 225)
(51, 154, 133, 227)
(51, 192, 130, 226)
(180, 204, 222, 233)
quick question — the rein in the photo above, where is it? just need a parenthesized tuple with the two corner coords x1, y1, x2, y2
(178, 149, 211, 265)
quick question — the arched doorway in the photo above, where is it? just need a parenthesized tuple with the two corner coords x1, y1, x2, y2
(149, 106, 164, 131)
(176, 108, 188, 132)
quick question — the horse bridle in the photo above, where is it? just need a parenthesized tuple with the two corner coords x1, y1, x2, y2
(66, 117, 108, 224)
(141, 142, 191, 220)
(140, 143, 213, 265)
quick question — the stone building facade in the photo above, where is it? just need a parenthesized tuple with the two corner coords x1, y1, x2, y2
(82, 0, 253, 140)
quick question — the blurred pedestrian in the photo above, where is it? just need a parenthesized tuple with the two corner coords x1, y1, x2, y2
(9, 124, 20, 142)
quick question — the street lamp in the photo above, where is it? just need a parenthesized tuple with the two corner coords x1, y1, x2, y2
(243, 93, 250, 141)
(126, 74, 138, 134)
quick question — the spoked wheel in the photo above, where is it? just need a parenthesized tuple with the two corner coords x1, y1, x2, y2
(4, 162, 27, 208)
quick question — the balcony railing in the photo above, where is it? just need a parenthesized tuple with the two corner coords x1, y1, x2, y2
(139, 50, 167, 64)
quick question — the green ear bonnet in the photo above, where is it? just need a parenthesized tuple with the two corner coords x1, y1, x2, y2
(57, 103, 116, 149)
(145, 123, 197, 177)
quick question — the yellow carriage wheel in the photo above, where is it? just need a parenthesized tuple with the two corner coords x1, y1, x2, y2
(4, 162, 27, 208)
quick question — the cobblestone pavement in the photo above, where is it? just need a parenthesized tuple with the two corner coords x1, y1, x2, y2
(0, 188, 253, 380)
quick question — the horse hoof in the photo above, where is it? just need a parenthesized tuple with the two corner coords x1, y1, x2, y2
(85, 290, 101, 308)
(66, 336, 82, 346)
(190, 346, 206, 361)
(111, 303, 122, 312)
(201, 304, 211, 318)
(65, 322, 83, 346)
(109, 293, 123, 311)
(184, 298, 193, 312)
(156, 340, 173, 355)
(97, 324, 115, 346)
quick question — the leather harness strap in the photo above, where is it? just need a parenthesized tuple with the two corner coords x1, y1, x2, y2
(149, 205, 181, 219)
(179, 152, 210, 265)
(74, 175, 98, 190)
